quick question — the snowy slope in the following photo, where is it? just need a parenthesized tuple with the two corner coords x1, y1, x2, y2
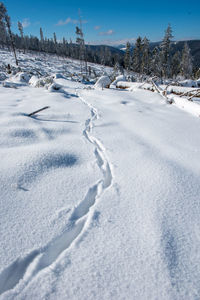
(0, 50, 200, 300)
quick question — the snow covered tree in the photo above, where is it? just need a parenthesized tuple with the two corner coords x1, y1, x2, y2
(141, 37, 150, 75)
(18, 21, 25, 53)
(180, 42, 193, 78)
(76, 24, 87, 74)
(18, 21, 23, 38)
(53, 32, 57, 53)
(132, 36, 142, 73)
(53, 32, 57, 44)
(124, 41, 131, 71)
(150, 46, 162, 77)
(0, 2, 7, 47)
(76, 26, 84, 71)
(113, 61, 121, 77)
(40, 27, 44, 51)
(171, 51, 181, 78)
(160, 24, 173, 78)
(40, 27, 44, 43)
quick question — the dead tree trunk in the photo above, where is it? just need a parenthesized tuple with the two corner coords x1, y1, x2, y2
(5, 15, 18, 66)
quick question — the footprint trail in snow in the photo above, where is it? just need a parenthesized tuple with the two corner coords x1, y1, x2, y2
(0, 91, 113, 297)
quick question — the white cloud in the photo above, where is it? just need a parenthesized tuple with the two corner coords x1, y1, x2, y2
(94, 25, 100, 30)
(56, 18, 88, 26)
(22, 19, 30, 28)
(99, 29, 115, 36)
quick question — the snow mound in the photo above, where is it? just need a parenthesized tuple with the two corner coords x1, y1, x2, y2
(12, 72, 31, 83)
(0, 72, 7, 81)
(116, 81, 142, 90)
(179, 79, 197, 88)
(29, 75, 39, 86)
(94, 76, 111, 89)
(52, 73, 65, 79)
(29, 76, 53, 88)
(47, 82, 63, 92)
(111, 75, 126, 86)
(168, 95, 200, 117)
(3, 81, 18, 88)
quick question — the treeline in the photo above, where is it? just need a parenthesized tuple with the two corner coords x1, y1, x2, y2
(124, 25, 200, 79)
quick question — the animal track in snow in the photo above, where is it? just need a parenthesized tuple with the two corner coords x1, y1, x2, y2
(0, 92, 113, 297)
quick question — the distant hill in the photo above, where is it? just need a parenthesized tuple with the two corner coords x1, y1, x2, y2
(87, 44, 124, 55)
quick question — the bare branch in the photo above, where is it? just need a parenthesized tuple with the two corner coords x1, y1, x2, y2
(28, 106, 50, 117)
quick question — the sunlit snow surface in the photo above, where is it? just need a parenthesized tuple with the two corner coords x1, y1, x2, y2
(0, 50, 200, 300)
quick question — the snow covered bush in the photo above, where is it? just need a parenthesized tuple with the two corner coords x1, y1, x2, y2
(94, 76, 111, 89)
(29, 76, 53, 88)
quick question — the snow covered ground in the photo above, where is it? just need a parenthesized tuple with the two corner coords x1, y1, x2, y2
(1, 50, 200, 299)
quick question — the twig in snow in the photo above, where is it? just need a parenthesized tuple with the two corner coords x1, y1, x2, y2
(180, 88, 200, 98)
(188, 90, 200, 101)
(28, 106, 50, 117)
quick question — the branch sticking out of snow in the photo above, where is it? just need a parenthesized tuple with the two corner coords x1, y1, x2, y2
(150, 79, 173, 104)
(180, 88, 200, 99)
(28, 106, 50, 117)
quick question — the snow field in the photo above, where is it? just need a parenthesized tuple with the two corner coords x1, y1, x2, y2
(0, 49, 200, 299)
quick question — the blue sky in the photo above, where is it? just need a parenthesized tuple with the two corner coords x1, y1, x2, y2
(3, 0, 200, 45)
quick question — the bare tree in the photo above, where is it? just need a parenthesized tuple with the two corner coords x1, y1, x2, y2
(18, 21, 25, 53)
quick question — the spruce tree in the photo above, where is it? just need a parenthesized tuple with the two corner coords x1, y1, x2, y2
(18, 21, 25, 53)
(53, 32, 57, 53)
(171, 51, 181, 78)
(0, 2, 7, 47)
(76, 25, 87, 74)
(141, 37, 150, 75)
(150, 46, 162, 77)
(160, 24, 173, 78)
(132, 36, 142, 73)
(40, 27, 44, 51)
(124, 41, 131, 71)
(180, 42, 193, 79)
(18, 21, 23, 38)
